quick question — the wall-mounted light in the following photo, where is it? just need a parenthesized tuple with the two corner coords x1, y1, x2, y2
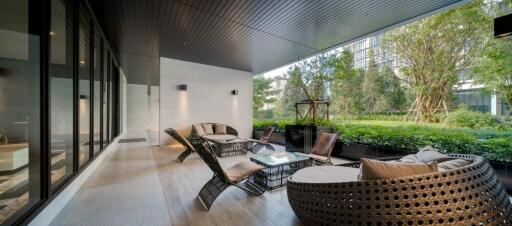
(178, 84, 187, 91)
(50, 31, 55, 36)
(79, 95, 88, 99)
(231, 89, 238, 95)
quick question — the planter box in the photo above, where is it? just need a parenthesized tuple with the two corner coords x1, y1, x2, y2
(252, 129, 285, 145)
(284, 125, 333, 154)
(336, 142, 407, 160)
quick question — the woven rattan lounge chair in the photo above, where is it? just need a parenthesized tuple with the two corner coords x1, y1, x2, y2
(308, 132, 337, 165)
(251, 126, 276, 152)
(164, 128, 195, 163)
(287, 154, 512, 226)
(187, 134, 266, 210)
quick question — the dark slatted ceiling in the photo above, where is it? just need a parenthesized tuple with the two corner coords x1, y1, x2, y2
(89, 0, 467, 84)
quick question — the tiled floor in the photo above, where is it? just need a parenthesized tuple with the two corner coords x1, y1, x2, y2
(50, 141, 350, 226)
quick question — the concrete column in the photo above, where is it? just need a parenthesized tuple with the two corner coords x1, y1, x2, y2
(491, 92, 502, 116)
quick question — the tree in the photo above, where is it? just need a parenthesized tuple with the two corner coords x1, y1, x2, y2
(290, 54, 339, 101)
(382, 0, 490, 122)
(253, 75, 277, 112)
(362, 50, 389, 113)
(473, 38, 512, 114)
(280, 67, 308, 117)
(330, 49, 364, 115)
(380, 65, 407, 111)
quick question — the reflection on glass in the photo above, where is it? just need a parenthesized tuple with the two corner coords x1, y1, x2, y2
(103, 51, 109, 146)
(79, 7, 91, 167)
(0, 0, 41, 223)
(93, 28, 101, 155)
(50, 0, 73, 188)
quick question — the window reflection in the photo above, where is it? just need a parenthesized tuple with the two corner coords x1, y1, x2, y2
(0, 0, 41, 223)
(50, 0, 74, 189)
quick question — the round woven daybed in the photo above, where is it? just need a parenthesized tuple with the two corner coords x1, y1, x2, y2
(287, 154, 512, 226)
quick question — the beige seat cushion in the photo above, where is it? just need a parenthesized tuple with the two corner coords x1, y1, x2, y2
(202, 124, 214, 135)
(193, 124, 205, 136)
(360, 158, 437, 180)
(214, 124, 227, 134)
(309, 154, 329, 162)
(438, 158, 472, 172)
(291, 165, 359, 183)
(225, 160, 264, 182)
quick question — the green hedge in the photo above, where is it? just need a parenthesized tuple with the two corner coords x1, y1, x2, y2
(253, 119, 512, 162)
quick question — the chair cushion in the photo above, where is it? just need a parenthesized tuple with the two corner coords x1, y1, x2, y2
(290, 166, 359, 183)
(360, 158, 437, 180)
(438, 158, 472, 172)
(214, 124, 227, 134)
(193, 124, 205, 136)
(309, 154, 329, 162)
(202, 124, 214, 135)
(310, 133, 337, 157)
(225, 160, 264, 182)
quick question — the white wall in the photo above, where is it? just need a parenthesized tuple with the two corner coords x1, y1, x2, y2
(126, 83, 148, 136)
(159, 57, 253, 145)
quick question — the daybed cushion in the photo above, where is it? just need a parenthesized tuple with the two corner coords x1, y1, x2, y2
(308, 154, 329, 162)
(214, 124, 227, 134)
(291, 165, 359, 183)
(438, 158, 472, 171)
(202, 124, 214, 135)
(360, 158, 437, 180)
(416, 145, 453, 163)
(225, 160, 264, 182)
(202, 134, 237, 141)
(193, 124, 206, 136)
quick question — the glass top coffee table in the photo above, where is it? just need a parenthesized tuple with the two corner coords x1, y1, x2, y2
(248, 151, 312, 190)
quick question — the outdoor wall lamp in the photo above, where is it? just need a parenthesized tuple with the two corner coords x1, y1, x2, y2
(231, 89, 238, 95)
(178, 84, 187, 91)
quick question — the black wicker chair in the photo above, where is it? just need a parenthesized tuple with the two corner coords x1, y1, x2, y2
(187, 134, 265, 210)
(251, 126, 276, 152)
(164, 128, 195, 163)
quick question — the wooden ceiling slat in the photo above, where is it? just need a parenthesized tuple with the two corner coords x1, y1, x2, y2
(89, 0, 465, 84)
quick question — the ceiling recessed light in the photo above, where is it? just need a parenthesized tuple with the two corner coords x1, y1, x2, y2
(80, 60, 85, 64)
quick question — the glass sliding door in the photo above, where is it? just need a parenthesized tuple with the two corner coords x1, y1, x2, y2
(103, 51, 109, 145)
(0, 0, 41, 224)
(93, 27, 101, 155)
(78, 4, 91, 167)
(50, 0, 74, 189)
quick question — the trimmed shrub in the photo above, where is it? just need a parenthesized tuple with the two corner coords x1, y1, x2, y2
(443, 105, 503, 129)
(253, 118, 512, 162)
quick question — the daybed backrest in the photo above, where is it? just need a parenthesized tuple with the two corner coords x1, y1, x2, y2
(191, 123, 238, 136)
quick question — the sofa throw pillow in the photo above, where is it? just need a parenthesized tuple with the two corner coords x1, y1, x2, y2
(399, 154, 420, 163)
(438, 158, 472, 172)
(416, 145, 453, 163)
(193, 124, 205, 136)
(214, 124, 227, 134)
(359, 158, 437, 180)
(202, 123, 214, 135)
